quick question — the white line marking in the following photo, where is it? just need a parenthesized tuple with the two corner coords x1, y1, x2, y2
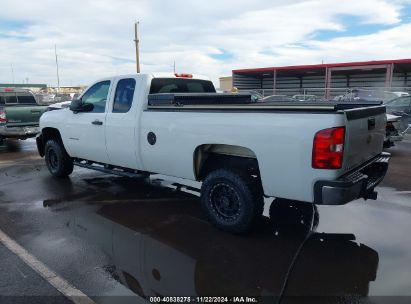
(0, 229, 96, 304)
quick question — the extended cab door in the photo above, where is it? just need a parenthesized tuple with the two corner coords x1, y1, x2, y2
(105, 77, 139, 169)
(64, 80, 111, 164)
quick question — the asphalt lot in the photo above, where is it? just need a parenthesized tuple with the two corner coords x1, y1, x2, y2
(0, 137, 411, 304)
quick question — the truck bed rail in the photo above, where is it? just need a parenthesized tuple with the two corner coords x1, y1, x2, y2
(147, 93, 384, 112)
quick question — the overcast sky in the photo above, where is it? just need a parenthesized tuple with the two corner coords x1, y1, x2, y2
(1, 0, 411, 87)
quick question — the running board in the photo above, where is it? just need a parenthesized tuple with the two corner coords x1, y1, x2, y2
(73, 160, 148, 178)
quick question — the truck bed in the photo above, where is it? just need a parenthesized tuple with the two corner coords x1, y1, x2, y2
(147, 93, 384, 112)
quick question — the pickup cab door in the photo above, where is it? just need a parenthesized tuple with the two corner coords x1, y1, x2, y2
(105, 77, 139, 169)
(64, 80, 111, 164)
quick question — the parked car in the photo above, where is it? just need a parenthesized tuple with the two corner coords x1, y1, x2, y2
(384, 114, 404, 148)
(45, 101, 72, 112)
(385, 95, 411, 132)
(262, 95, 294, 102)
(34, 93, 56, 105)
(53, 93, 73, 103)
(292, 94, 318, 101)
(0, 88, 48, 144)
(334, 89, 382, 102)
(37, 73, 390, 233)
(238, 90, 264, 102)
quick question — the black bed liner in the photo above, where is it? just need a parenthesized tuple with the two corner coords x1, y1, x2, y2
(147, 93, 384, 112)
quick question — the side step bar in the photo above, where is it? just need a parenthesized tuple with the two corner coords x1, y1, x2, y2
(73, 160, 148, 178)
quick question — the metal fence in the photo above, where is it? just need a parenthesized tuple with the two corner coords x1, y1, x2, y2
(239, 87, 411, 102)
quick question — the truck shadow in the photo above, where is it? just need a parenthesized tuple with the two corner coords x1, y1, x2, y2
(59, 176, 379, 302)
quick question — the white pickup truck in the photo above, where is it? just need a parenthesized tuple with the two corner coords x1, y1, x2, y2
(37, 73, 390, 233)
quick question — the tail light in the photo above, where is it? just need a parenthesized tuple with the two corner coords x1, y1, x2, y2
(312, 127, 345, 169)
(175, 73, 193, 78)
(0, 109, 6, 123)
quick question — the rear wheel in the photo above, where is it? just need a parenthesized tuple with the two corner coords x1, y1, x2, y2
(200, 168, 263, 233)
(45, 139, 73, 178)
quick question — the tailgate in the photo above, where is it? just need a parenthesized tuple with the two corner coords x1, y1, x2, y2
(5, 105, 47, 127)
(343, 106, 386, 173)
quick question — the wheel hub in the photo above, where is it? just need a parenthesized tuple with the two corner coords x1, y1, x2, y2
(210, 183, 241, 221)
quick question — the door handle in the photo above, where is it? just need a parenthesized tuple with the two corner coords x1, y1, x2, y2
(91, 120, 103, 125)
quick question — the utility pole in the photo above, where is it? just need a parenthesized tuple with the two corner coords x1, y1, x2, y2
(55, 44, 60, 91)
(10, 64, 15, 84)
(173, 60, 176, 73)
(134, 21, 140, 73)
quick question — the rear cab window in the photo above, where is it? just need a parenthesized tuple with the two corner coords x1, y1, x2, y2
(3, 92, 18, 104)
(149, 78, 216, 94)
(113, 78, 136, 113)
(17, 93, 37, 105)
(0, 92, 37, 105)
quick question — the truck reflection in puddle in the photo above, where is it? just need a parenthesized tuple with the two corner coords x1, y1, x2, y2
(66, 178, 378, 302)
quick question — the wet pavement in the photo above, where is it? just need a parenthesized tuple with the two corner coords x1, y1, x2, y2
(0, 137, 411, 303)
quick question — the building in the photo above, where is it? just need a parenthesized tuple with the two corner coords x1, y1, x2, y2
(232, 58, 411, 97)
(218, 76, 233, 92)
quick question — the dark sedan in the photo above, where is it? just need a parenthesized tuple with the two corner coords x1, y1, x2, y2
(385, 96, 411, 131)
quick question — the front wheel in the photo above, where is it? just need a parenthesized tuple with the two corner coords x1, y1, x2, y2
(45, 139, 73, 178)
(200, 169, 263, 234)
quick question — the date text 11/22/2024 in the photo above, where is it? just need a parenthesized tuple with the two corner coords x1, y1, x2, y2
(149, 296, 258, 303)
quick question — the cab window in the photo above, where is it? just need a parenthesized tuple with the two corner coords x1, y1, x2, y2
(3, 92, 17, 104)
(81, 81, 111, 113)
(149, 78, 216, 94)
(113, 78, 136, 113)
(17, 93, 37, 104)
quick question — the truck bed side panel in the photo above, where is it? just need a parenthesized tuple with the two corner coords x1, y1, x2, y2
(139, 111, 344, 203)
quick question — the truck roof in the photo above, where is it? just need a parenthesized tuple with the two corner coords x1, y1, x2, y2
(0, 88, 32, 93)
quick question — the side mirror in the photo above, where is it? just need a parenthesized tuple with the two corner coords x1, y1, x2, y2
(69, 99, 94, 113)
(81, 103, 94, 112)
(69, 98, 82, 111)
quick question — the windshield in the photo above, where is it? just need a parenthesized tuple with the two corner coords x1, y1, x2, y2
(150, 78, 216, 94)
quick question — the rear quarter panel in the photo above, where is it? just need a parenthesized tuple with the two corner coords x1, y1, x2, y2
(139, 111, 345, 202)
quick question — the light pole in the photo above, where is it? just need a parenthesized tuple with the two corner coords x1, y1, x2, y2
(134, 21, 140, 73)
(11, 64, 15, 85)
(55, 44, 60, 91)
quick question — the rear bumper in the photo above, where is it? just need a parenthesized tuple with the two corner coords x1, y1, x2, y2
(314, 152, 390, 205)
(0, 125, 40, 138)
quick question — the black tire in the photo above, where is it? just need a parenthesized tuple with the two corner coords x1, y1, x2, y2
(200, 168, 263, 234)
(45, 139, 73, 178)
